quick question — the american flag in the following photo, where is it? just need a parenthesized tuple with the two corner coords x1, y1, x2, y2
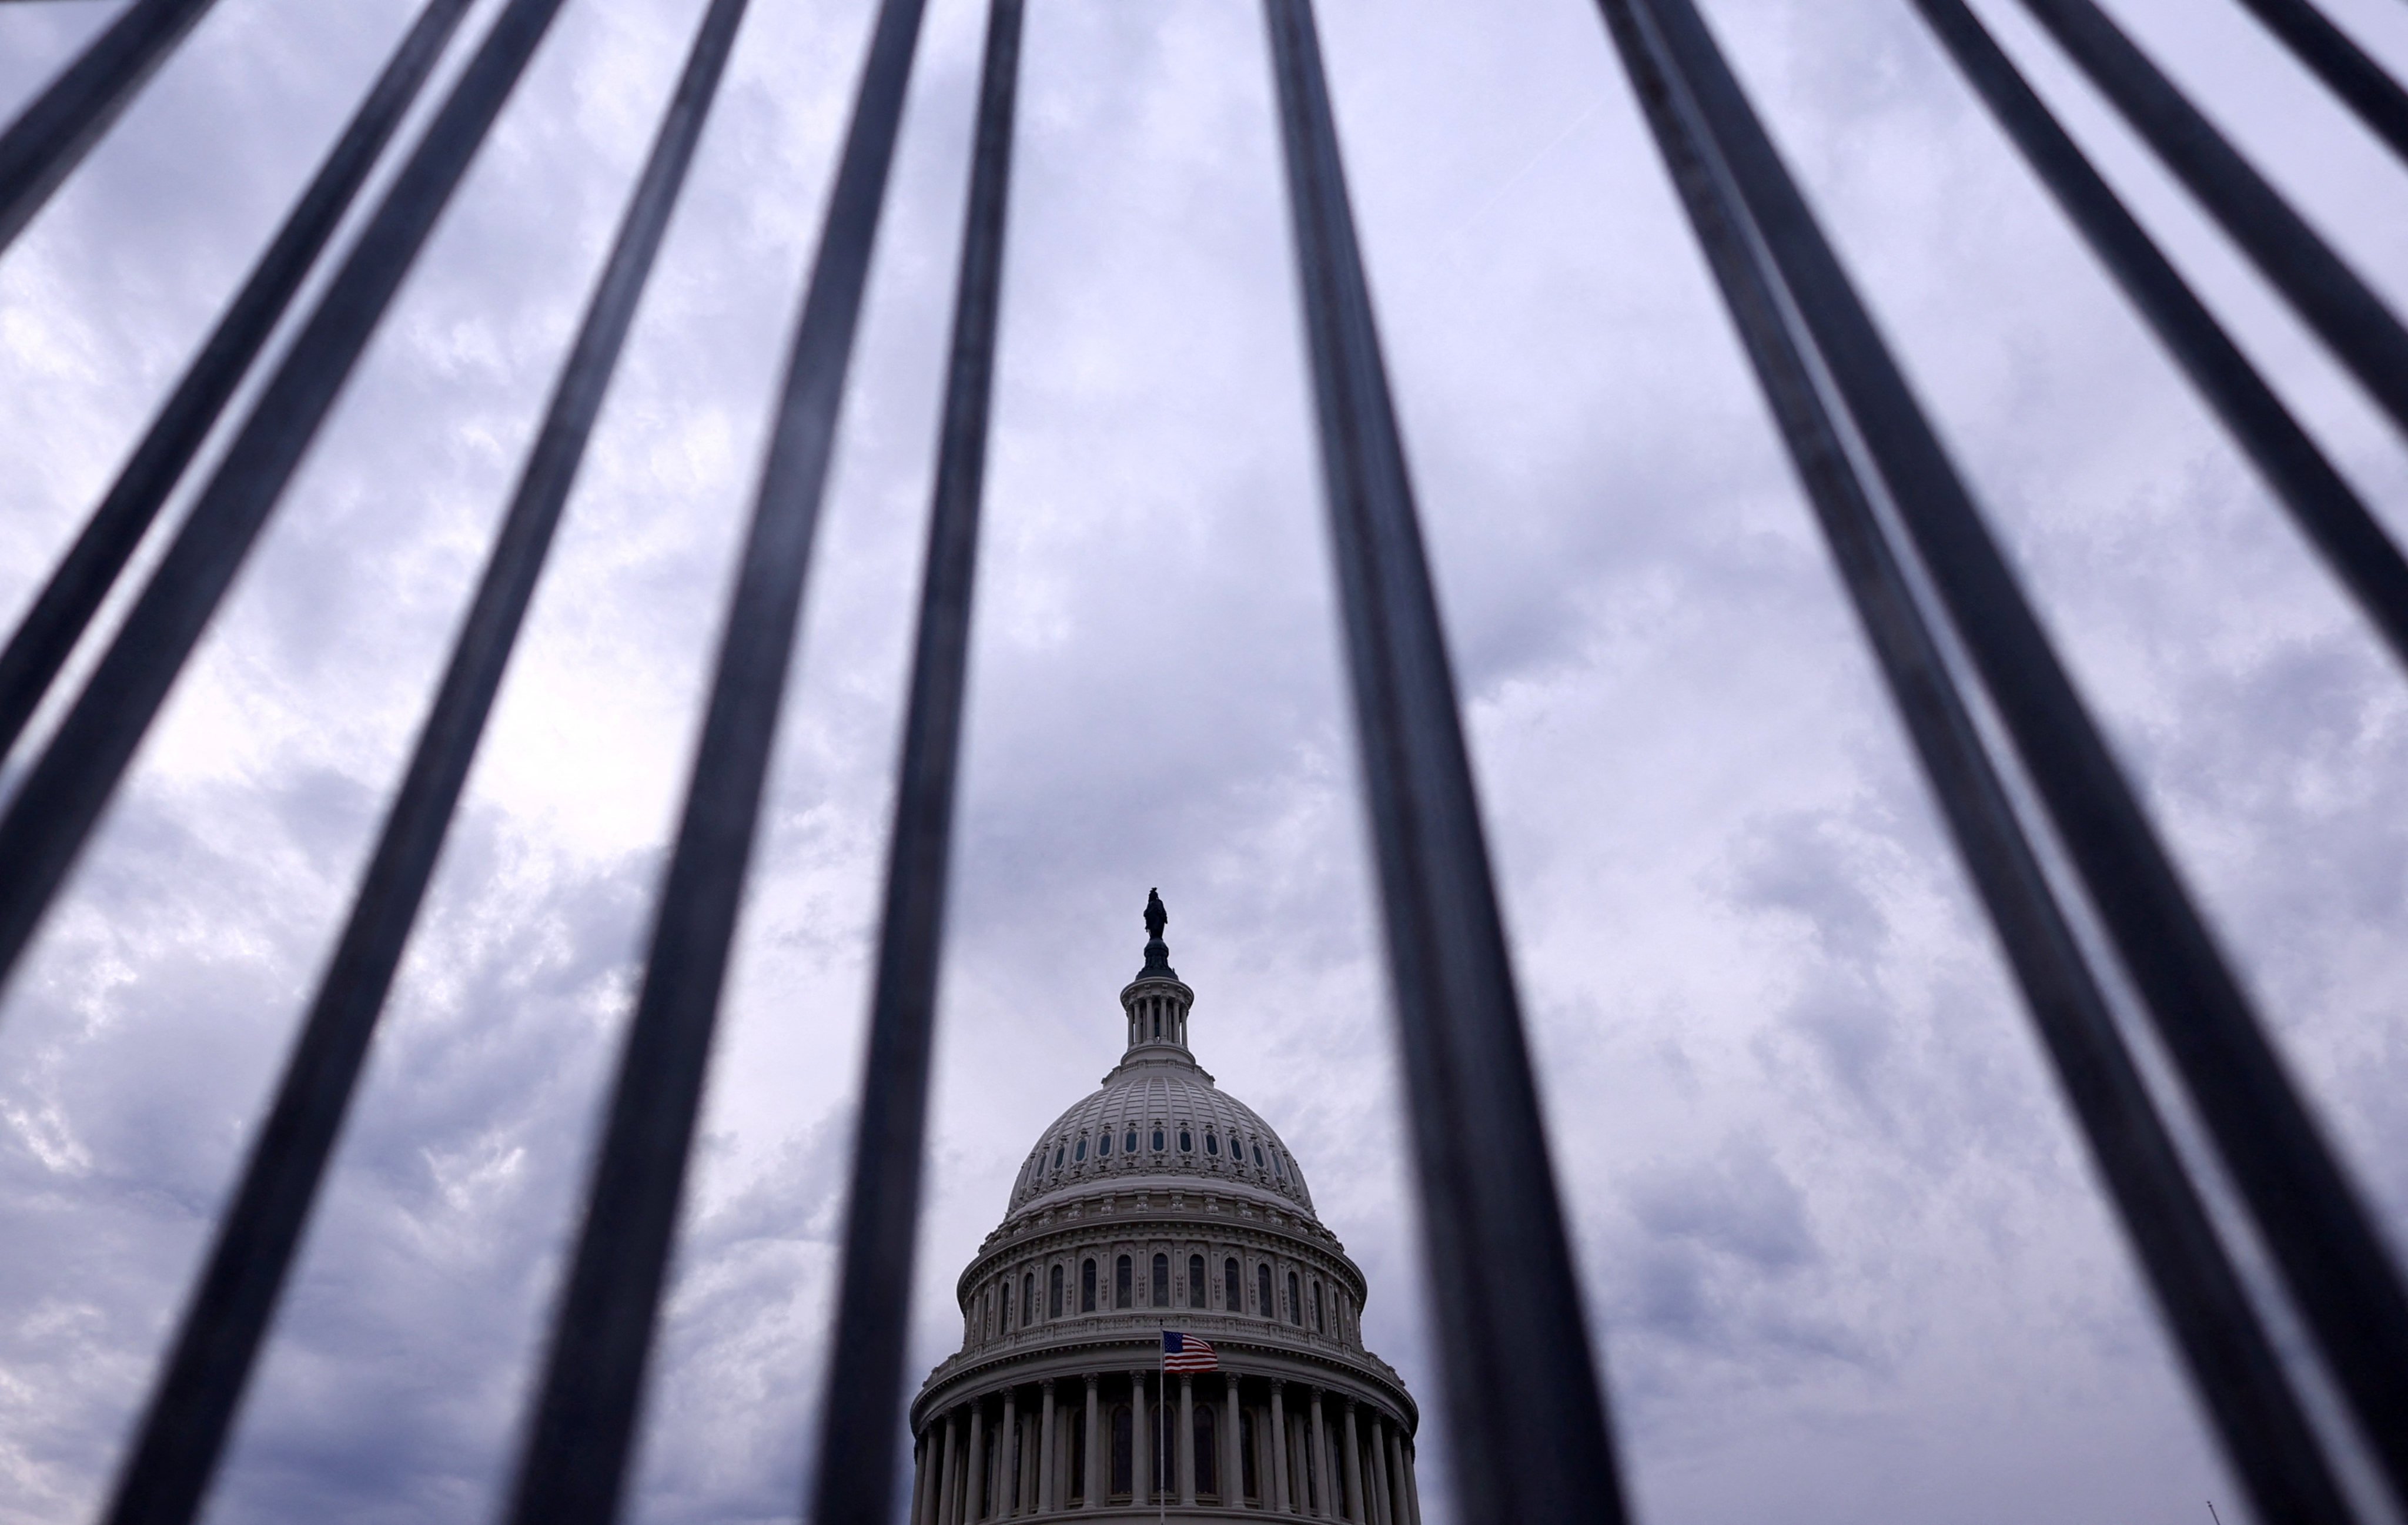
(1161, 1330, 1218, 1373)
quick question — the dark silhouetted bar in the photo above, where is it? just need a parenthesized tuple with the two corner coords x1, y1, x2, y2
(1597, 3, 2359, 1517)
(1263, 3, 1630, 1521)
(2014, 0, 2408, 438)
(1615, 0, 2408, 1507)
(92, 3, 748, 1521)
(804, 5, 1024, 1519)
(0, 0, 581, 1001)
(0, 0, 476, 764)
(0, 0, 219, 253)
(2230, 0, 2408, 165)
(1911, 0, 2408, 673)
(499, 1, 932, 1519)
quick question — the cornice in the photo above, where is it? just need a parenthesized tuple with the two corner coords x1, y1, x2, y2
(909, 1316, 1417, 1436)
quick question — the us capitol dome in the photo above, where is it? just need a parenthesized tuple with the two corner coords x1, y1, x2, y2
(906, 894, 1423, 1524)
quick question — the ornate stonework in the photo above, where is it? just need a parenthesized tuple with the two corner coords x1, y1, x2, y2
(907, 898, 1422, 1523)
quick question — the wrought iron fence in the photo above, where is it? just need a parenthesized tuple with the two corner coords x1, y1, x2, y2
(0, 0, 2404, 1522)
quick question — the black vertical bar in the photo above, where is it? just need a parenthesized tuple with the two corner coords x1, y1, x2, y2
(805, 0, 1019, 1519)
(0, 0, 219, 254)
(1907, 0, 2408, 673)
(1598, 5, 2356, 1517)
(1627, 0, 2408, 1504)
(2229, 0, 2408, 165)
(1259, 4, 1628, 1523)
(0, 0, 478, 765)
(89, 4, 748, 1521)
(497, 0, 931, 1518)
(0, 0, 579, 1002)
(2011, 0, 2408, 437)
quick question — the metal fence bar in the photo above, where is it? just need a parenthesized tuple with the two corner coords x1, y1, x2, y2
(88, 5, 746, 1521)
(1909, 0, 2408, 673)
(0, 0, 476, 765)
(1596, 4, 2357, 1517)
(0, 0, 577, 1002)
(2011, 0, 2408, 438)
(804, 1, 1021, 1521)
(0, 0, 219, 253)
(1260, 3, 1630, 1521)
(2229, 0, 2408, 165)
(1624, 0, 2408, 1506)
(497, 1, 931, 1518)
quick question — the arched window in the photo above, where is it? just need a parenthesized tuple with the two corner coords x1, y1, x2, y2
(1287, 1270, 1301, 1325)
(1116, 1255, 1133, 1309)
(1205, 1131, 1219, 1156)
(1049, 1264, 1064, 1318)
(1098, 1131, 1112, 1158)
(982, 1287, 994, 1338)
(1195, 1403, 1219, 1496)
(1152, 1127, 1165, 1152)
(1252, 1143, 1265, 1169)
(1022, 1272, 1034, 1326)
(1081, 1258, 1098, 1312)
(1273, 1152, 1286, 1180)
(1312, 1281, 1325, 1332)
(1188, 1253, 1206, 1307)
(1256, 1263, 1272, 1319)
(1124, 1128, 1138, 1152)
(1178, 1128, 1192, 1152)
(1053, 1144, 1064, 1169)
(1152, 1253, 1169, 1306)
(1075, 1136, 1087, 1162)
(1225, 1256, 1241, 1312)
(1111, 1404, 1134, 1496)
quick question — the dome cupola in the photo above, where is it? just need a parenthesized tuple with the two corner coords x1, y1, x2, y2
(1122, 887, 1194, 1055)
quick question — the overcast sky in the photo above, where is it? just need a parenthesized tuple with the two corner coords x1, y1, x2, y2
(2, 0, 2407, 1521)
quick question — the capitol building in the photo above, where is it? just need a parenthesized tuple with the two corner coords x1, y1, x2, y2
(907, 897, 1424, 1523)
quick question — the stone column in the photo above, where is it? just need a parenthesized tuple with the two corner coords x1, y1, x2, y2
(968, 1402, 988, 1523)
(938, 1410, 962, 1525)
(1139, 1369, 1160, 1505)
(1083, 1374, 1102, 1508)
(1268, 1381, 1292, 1514)
(1178, 1374, 1197, 1504)
(1341, 1400, 1364, 1523)
(1367, 1416, 1391, 1525)
(998, 1390, 1019, 1518)
(909, 1432, 930, 1525)
(1306, 1390, 1327, 1518)
(1402, 1441, 1422, 1525)
(1038, 1381, 1058, 1513)
(1386, 1426, 1410, 1525)
(1224, 1373, 1243, 1505)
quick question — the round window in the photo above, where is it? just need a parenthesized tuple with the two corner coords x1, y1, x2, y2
(1205, 1133, 1219, 1156)
(1179, 1129, 1193, 1152)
